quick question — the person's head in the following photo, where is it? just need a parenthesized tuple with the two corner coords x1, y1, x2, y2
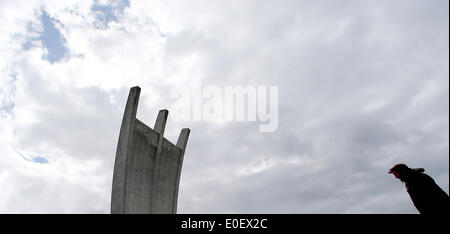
(389, 163, 410, 182)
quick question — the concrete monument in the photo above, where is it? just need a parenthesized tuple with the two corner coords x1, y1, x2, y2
(111, 86, 190, 214)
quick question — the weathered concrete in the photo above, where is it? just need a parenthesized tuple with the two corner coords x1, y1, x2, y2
(111, 86, 190, 214)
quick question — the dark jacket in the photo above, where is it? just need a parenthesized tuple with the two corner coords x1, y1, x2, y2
(404, 168, 449, 214)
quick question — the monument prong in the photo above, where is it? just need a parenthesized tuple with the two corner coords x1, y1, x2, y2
(173, 128, 190, 213)
(111, 86, 140, 214)
(154, 109, 168, 135)
(176, 128, 190, 151)
(111, 87, 190, 214)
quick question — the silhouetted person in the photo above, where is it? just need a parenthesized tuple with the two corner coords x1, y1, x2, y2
(389, 163, 449, 214)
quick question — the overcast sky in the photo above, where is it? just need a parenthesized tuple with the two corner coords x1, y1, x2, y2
(0, 0, 448, 213)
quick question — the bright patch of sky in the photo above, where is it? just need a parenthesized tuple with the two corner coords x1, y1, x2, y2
(32, 156, 49, 164)
(0, 74, 16, 119)
(12, 146, 49, 164)
(92, 0, 130, 29)
(39, 11, 69, 63)
(21, 10, 69, 63)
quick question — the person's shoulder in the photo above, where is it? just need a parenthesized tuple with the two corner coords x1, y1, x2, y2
(416, 172, 435, 184)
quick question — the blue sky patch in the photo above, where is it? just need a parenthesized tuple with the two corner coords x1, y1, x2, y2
(0, 74, 16, 119)
(92, 0, 130, 29)
(39, 11, 69, 63)
(32, 156, 49, 164)
(0, 103, 15, 119)
(11, 145, 49, 165)
(21, 11, 69, 63)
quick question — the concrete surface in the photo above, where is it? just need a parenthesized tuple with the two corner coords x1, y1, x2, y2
(111, 86, 190, 214)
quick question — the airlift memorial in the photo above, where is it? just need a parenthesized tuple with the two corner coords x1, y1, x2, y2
(111, 86, 190, 214)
